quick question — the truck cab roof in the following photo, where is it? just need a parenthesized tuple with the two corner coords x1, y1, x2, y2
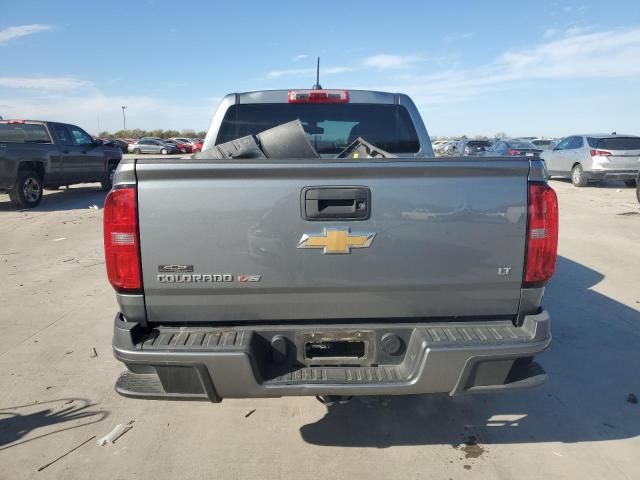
(203, 89, 434, 157)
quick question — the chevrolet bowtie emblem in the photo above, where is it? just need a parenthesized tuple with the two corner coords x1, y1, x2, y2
(297, 228, 376, 254)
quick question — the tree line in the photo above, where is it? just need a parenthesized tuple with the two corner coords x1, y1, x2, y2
(98, 129, 208, 140)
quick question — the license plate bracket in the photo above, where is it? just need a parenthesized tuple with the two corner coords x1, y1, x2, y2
(297, 330, 375, 366)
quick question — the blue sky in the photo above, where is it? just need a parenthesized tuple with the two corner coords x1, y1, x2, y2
(1, 0, 640, 137)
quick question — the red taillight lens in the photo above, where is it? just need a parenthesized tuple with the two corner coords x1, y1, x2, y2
(524, 184, 559, 287)
(590, 149, 612, 156)
(288, 89, 349, 103)
(104, 187, 141, 293)
(508, 149, 520, 155)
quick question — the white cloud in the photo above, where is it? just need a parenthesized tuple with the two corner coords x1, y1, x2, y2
(368, 26, 640, 108)
(443, 32, 474, 42)
(565, 25, 591, 36)
(561, 4, 587, 13)
(292, 54, 308, 62)
(496, 27, 640, 79)
(544, 28, 557, 39)
(267, 66, 354, 79)
(0, 76, 91, 90)
(0, 92, 216, 133)
(0, 24, 52, 44)
(362, 54, 423, 69)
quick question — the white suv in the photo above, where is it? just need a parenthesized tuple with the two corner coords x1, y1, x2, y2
(541, 134, 640, 187)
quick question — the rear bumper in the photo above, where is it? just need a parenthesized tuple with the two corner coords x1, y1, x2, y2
(112, 311, 551, 402)
(586, 169, 638, 180)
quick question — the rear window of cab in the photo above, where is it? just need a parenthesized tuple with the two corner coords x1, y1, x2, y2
(216, 103, 420, 154)
(0, 123, 52, 143)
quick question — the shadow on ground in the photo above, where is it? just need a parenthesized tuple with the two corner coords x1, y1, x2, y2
(0, 186, 106, 212)
(300, 256, 640, 447)
(0, 398, 108, 450)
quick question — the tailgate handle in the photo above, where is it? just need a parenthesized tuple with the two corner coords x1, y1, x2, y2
(302, 187, 370, 220)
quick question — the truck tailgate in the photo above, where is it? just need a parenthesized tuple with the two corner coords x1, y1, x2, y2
(136, 158, 529, 323)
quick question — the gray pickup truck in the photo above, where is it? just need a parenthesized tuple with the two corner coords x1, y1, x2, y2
(107, 89, 558, 403)
(0, 120, 122, 208)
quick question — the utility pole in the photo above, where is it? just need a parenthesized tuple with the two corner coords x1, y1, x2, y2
(121, 105, 127, 131)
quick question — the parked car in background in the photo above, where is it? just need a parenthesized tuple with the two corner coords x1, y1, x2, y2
(431, 140, 448, 151)
(483, 139, 542, 157)
(541, 134, 640, 187)
(164, 139, 193, 153)
(191, 138, 204, 153)
(169, 137, 194, 145)
(128, 139, 178, 155)
(636, 170, 640, 203)
(453, 139, 491, 156)
(102, 138, 129, 154)
(433, 140, 456, 155)
(0, 119, 121, 207)
(439, 141, 459, 156)
(530, 138, 556, 150)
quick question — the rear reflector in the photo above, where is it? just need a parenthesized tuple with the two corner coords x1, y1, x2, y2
(104, 187, 142, 293)
(508, 149, 520, 156)
(288, 89, 349, 103)
(590, 149, 612, 156)
(524, 183, 558, 287)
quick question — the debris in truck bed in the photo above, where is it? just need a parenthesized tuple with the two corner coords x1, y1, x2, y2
(628, 393, 638, 404)
(90, 347, 98, 358)
(195, 120, 396, 162)
(37, 435, 96, 472)
(244, 409, 256, 418)
(195, 120, 319, 160)
(337, 137, 396, 159)
(97, 421, 135, 446)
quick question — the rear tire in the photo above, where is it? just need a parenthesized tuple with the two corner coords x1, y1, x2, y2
(133, 148, 141, 154)
(9, 169, 43, 208)
(161, 148, 168, 155)
(101, 163, 118, 191)
(571, 164, 588, 187)
(624, 179, 636, 188)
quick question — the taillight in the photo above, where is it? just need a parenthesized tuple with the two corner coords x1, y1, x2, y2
(104, 187, 142, 293)
(508, 149, 520, 156)
(524, 183, 558, 287)
(288, 89, 349, 103)
(590, 149, 612, 156)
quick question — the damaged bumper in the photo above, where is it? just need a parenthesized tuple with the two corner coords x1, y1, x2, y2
(112, 311, 551, 402)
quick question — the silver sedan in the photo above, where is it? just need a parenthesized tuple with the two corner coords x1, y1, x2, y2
(128, 139, 179, 155)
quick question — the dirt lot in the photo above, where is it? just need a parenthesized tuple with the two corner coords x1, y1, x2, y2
(1, 180, 639, 480)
